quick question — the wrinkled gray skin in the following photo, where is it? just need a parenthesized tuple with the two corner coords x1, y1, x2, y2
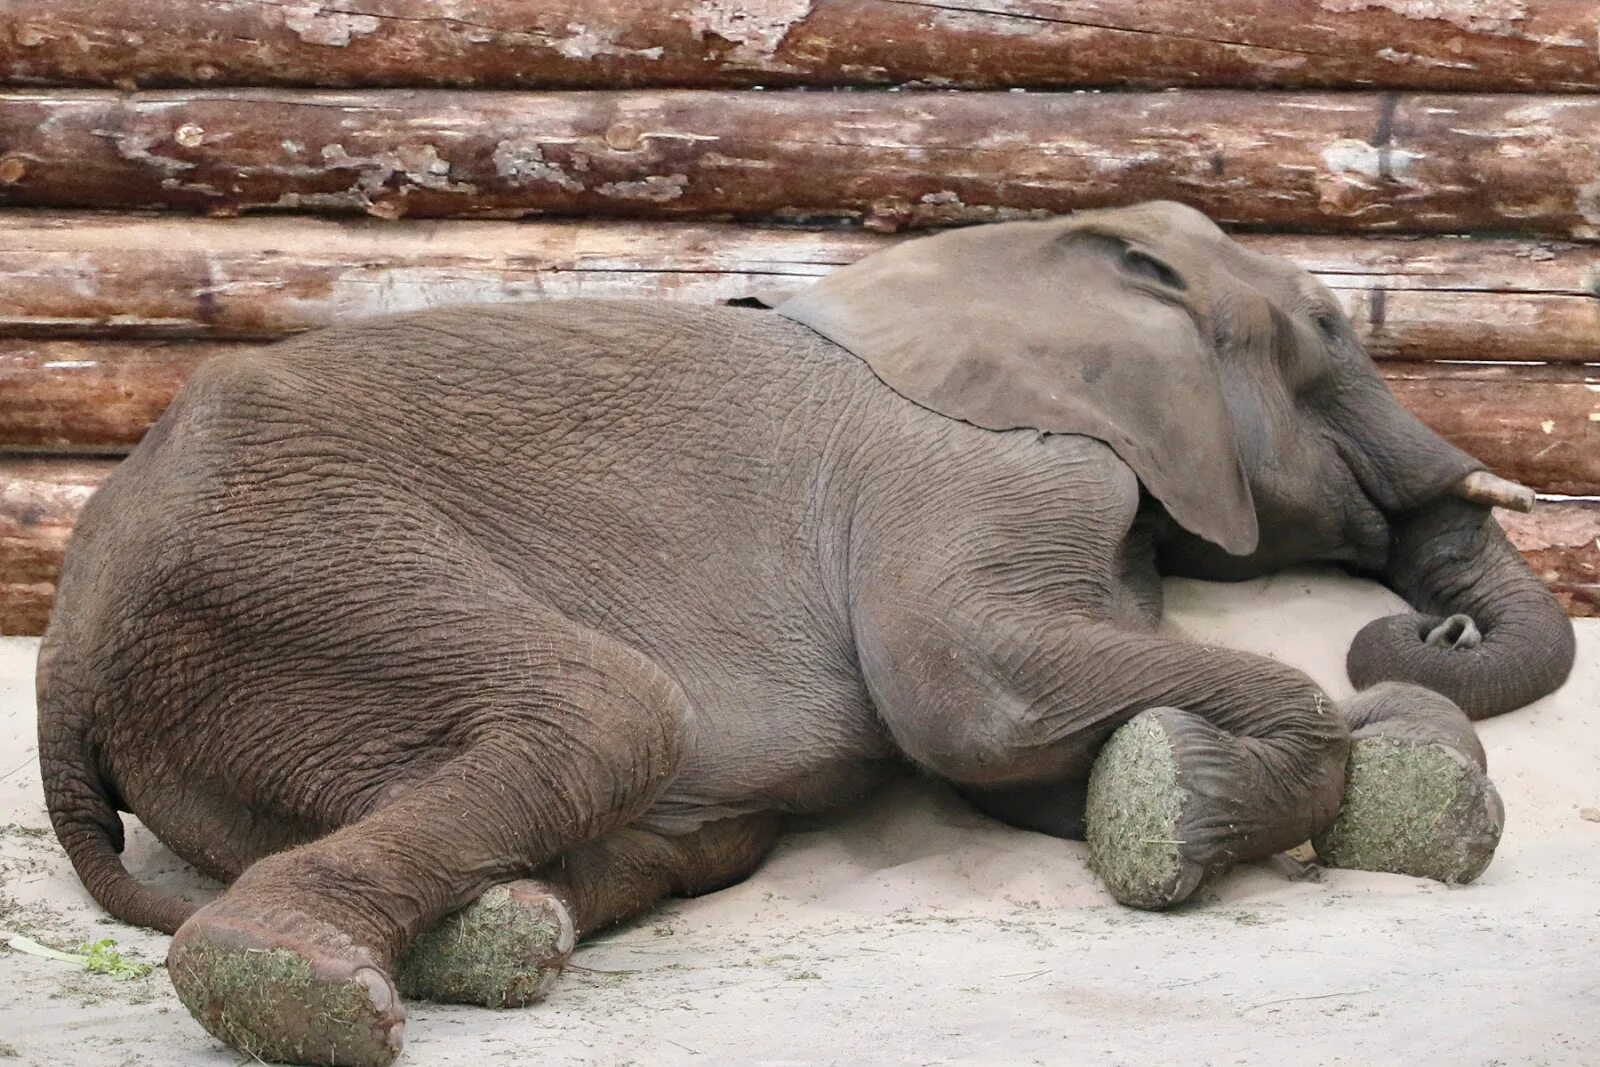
(37, 203, 1574, 1064)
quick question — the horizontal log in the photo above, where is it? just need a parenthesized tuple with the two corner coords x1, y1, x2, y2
(1, 91, 1599, 237)
(0, 215, 1594, 363)
(0, 456, 107, 635)
(1499, 502, 1600, 618)
(0, 340, 226, 451)
(6, 349, 1597, 497)
(1379, 363, 1600, 497)
(0, 216, 883, 339)
(0, 1, 1594, 93)
(1249, 234, 1600, 365)
(3, 457, 1592, 635)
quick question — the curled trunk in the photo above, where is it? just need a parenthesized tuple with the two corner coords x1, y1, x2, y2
(1348, 498, 1577, 719)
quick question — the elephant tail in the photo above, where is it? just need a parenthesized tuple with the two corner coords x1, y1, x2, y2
(39, 690, 196, 935)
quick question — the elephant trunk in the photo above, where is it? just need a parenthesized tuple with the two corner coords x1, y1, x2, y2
(1346, 495, 1576, 720)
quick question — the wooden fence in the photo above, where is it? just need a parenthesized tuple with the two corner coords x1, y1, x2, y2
(1, 1, 1596, 632)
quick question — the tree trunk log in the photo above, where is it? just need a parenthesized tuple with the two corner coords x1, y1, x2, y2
(1250, 234, 1600, 364)
(5, 347, 1597, 495)
(0, 215, 1594, 360)
(1499, 502, 1600, 619)
(1380, 363, 1600, 498)
(0, 340, 225, 451)
(0, 456, 108, 635)
(1, 90, 1598, 236)
(4, 457, 1591, 635)
(0, 1, 1595, 92)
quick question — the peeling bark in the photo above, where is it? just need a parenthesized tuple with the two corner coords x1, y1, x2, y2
(3, 457, 1590, 635)
(0, 1, 1594, 91)
(0, 215, 885, 338)
(1, 90, 1598, 236)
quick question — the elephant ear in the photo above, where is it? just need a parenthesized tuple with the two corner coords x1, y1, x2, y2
(770, 218, 1257, 556)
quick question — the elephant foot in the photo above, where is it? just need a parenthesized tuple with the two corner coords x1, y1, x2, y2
(1314, 736, 1503, 883)
(1317, 683, 1504, 884)
(1084, 709, 1209, 909)
(395, 880, 576, 1007)
(168, 909, 404, 1067)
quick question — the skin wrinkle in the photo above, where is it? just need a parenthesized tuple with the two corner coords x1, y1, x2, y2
(31, 205, 1575, 1060)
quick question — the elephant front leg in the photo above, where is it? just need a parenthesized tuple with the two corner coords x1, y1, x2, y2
(1314, 683, 1503, 884)
(865, 616, 1351, 910)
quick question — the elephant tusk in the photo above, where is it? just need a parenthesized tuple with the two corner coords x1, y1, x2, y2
(1453, 471, 1535, 513)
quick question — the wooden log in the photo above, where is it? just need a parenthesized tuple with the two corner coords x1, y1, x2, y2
(1, 91, 1599, 237)
(1380, 363, 1600, 498)
(0, 215, 1595, 362)
(1499, 502, 1600, 618)
(0, 456, 109, 635)
(0, 216, 883, 339)
(6, 346, 1597, 498)
(1250, 235, 1600, 365)
(3, 457, 1592, 636)
(0, 340, 226, 451)
(0, 1, 1595, 93)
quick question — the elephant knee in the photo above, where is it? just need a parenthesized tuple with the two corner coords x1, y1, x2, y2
(894, 700, 1086, 789)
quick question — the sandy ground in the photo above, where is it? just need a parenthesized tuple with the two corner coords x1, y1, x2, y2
(1, 568, 1597, 1066)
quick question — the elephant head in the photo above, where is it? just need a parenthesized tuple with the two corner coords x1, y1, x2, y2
(767, 201, 1574, 719)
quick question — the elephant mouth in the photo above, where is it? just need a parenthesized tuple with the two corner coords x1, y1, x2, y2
(1325, 428, 1477, 571)
(1348, 468, 1537, 576)
(1314, 443, 1395, 574)
(1337, 509, 1392, 575)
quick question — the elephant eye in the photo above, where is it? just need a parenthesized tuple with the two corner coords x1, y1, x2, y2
(1313, 311, 1344, 343)
(1123, 248, 1187, 291)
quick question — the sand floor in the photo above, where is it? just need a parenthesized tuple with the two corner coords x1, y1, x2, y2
(1, 569, 1596, 1065)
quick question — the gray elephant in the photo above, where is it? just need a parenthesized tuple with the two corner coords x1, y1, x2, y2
(37, 202, 1574, 1067)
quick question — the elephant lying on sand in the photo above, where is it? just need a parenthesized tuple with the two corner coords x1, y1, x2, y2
(38, 202, 1574, 1066)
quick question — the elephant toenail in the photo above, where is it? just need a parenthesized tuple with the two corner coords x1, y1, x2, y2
(355, 967, 397, 1015)
(551, 898, 577, 955)
(1483, 784, 1506, 834)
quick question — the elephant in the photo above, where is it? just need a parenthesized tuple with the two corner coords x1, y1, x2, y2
(36, 201, 1574, 1066)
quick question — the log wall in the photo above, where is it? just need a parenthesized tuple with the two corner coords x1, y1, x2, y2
(1, 4, 1596, 631)
(0, 457, 102, 635)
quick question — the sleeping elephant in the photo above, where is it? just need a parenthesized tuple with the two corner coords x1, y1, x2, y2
(36, 201, 1574, 1066)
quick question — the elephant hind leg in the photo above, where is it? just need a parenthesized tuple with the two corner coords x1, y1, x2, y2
(397, 812, 779, 1007)
(166, 613, 691, 1067)
(544, 811, 781, 936)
